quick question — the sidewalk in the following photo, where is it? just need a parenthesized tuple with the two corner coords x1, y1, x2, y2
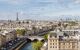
(9, 40, 25, 50)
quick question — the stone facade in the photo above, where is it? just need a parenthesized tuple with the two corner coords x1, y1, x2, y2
(0, 29, 17, 47)
(48, 30, 80, 50)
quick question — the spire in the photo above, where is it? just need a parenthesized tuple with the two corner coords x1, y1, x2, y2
(16, 12, 19, 21)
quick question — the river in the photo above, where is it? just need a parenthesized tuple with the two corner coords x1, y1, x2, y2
(20, 42, 33, 50)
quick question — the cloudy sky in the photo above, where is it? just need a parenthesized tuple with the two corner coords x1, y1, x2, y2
(0, 0, 80, 20)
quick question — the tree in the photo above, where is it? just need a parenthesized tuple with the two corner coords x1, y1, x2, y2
(69, 21, 78, 26)
(32, 42, 38, 50)
(43, 34, 48, 40)
(32, 41, 43, 50)
(16, 29, 26, 36)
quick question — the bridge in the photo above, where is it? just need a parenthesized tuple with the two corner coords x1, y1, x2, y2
(20, 36, 44, 41)
(27, 36, 44, 41)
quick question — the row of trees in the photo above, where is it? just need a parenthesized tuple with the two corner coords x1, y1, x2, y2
(16, 29, 26, 36)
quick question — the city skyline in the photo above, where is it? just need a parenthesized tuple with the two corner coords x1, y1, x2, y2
(0, 0, 80, 20)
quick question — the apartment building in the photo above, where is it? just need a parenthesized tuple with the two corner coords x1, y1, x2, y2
(0, 29, 17, 47)
(48, 30, 80, 50)
(0, 34, 6, 47)
(62, 30, 80, 36)
(3, 30, 17, 42)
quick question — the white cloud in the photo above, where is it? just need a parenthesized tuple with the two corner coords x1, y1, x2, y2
(0, 12, 15, 20)
(73, 0, 80, 4)
(0, 0, 30, 5)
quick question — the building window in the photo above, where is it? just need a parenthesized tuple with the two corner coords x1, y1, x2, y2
(63, 43, 65, 45)
(53, 40, 54, 42)
(53, 46, 54, 48)
(50, 43, 52, 45)
(50, 40, 52, 42)
(55, 46, 57, 48)
(72, 46, 75, 48)
(59, 46, 60, 48)
(55, 43, 57, 45)
(53, 43, 54, 45)
(55, 40, 57, 42)
(69, 46, 71, 48)
(50, 46, 52, 48)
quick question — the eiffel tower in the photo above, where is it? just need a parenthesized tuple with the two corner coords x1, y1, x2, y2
(16, 12, 19, 21)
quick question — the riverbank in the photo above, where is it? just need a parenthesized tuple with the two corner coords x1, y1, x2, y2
(9, 40, 24, 50)
(13, 31, 49, 50)
(9, 39, 26, 50)
(15, 41, 27, 50)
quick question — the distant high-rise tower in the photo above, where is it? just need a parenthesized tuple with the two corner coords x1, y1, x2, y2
(16, 12, 19, 21)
